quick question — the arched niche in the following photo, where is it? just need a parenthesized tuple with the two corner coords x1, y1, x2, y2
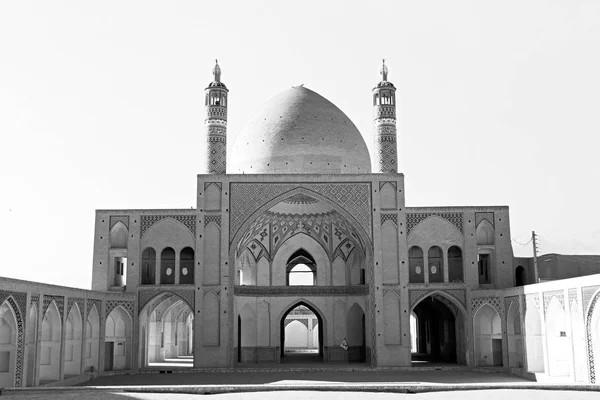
(408, 246, 424, 284)
(448, 246, 463, 283)
(473, 304, 502, 366)
(64, 304, 83, 377)
(110, 221, 128, 249)
(525, 302, 544, 373)
(26, 304, 37, 386)
(427, 246, 443, 283)
(0, 301, 18, 388)
(84, 305, 100, 372)
(476, 220, 494, 246)
(104, 307, 132, 371)
(141, 247, 156, 285)
(546, 297, 569, 376)
(179, 247, 195, 285)
(40, 301, 61, 382)
(346, 303, 366, 362)
(506, 302, 523, 368)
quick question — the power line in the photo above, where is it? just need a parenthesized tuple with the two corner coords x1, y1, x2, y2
(512, 237, 532, 246)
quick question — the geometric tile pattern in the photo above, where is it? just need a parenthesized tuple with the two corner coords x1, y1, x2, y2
(42, 295, 64, 320)
(238, 210, 360, 263)
(86, 299, 102, 318)
(471, 296, 503, 318)
(543, 290, 565, 315)
(109, 215, 129, 229)
(504, 295, 521, 319)
(204, 215, 222, 228)
(229, 183, 372, 245)
(374, 134, 397, 173)
(406, 212, 464, 236)
(584, 287, 600, 383)
(381, 213, 397, 225)
(475, 212, 495, 228)
(0, 293, 25, 387)
(568, 288, 579, 307)
(206, 136, 226, 174)
(105, 300, 134, 319)
(140, 214, 196, 237)
(583, 285, 600, 314)
(524, 293, 541, 314)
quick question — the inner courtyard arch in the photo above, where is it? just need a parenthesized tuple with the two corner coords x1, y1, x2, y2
(280, 301, 323, 363)
(104, 306, 132, 371)
(138, 293, 194, 368)
(410, 294, 466, 365)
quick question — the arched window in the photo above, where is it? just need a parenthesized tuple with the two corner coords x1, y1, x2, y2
(286, 249, 316, 286)
(476, 220, 494, 245)
(448, 246, 463, 282)
(180, 247, 194, 284)
(141, 248, 156, 285)
(161, 247, 175, 285)
(478, 251, 492, 284)
(409, 246, 424, 283)
(428, 246, 443, 283)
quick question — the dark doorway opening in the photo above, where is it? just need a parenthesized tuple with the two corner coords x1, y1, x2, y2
(411, 296, 462, 365)
(515, 266, 526, 286)
(280, 302, 323, 364)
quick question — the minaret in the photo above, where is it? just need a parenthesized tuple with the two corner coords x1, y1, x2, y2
(204, 60, 229, 174)
(372, 59, 398, 173)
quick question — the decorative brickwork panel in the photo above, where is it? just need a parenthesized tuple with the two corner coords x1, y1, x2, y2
(375, 106, 396, 119)
(206, 106, 227, 120)
(4, 296, 24, 387)
(30, 294, 39, 311)
(381, 213, 397, 226)
(374, 134, 397, 173)
(110, 216, 129, 229)
(230, 183, 372, 245)
(67, 297, 85, 321)
(140, 214, 196, 237)
(583, 285, 600, 313)
(471, 296, 503, 318)
(204, 215, 222, 228)
(475, 212, 494, 228)
(568, 288, 579, 307)
(42, 295, 64, 319)
(543, 290, 565, 315)
(206, 136, 226, 174)
(504, 295, 521, 319)
(524, 293, 541, 314)
(406, 212, 463, 236)
(585, 288, 600, 383)
(234, 285, 368, 297)
(105, 300, 134, 319)
(138, 289, 195, 311)
(86, 299, 102, 317)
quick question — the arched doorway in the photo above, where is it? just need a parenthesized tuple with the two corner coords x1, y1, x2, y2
(138, 293, 194, 368)
(104, 307, 132, 371)
(411, 294, 466, 365)
(346, 303, 366, 362)
(280, 302, 323, 364)
(473, 304, 503, 366)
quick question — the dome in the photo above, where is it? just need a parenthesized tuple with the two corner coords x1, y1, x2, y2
(229, 86, 371, 174)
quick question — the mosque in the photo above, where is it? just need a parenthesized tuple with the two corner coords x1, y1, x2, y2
(1, 61, 600, 388)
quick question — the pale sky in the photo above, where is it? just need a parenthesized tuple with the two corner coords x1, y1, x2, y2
(1, 1, 599, 289)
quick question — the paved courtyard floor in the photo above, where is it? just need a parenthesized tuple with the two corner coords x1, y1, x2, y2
(80, 369, 529, 386)
(1, 390, 600, 400)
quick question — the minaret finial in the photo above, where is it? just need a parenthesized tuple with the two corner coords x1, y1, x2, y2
(213, 59, 221, 82)
(380, 59, 388, 82)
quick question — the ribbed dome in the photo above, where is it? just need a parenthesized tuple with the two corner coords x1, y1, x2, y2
(229, 86, 371, 174)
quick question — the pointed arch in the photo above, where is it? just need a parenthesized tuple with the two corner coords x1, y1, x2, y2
(64, 303, 83, 376)
(279, 299, 325, 359)
(40, 300, 61, 381)
(546, 296, 569, 376)
(506, 301, 523, 368)
(476, 220, 494, 245)
(109, 221, 128, 249)
(84, 305, 100, 372)
(25, 303, 37, 386)
(473, 304, 502, 366)
(525, 300, 544, 373)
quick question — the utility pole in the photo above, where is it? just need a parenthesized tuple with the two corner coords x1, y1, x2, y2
(532, 231, 539, 283)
